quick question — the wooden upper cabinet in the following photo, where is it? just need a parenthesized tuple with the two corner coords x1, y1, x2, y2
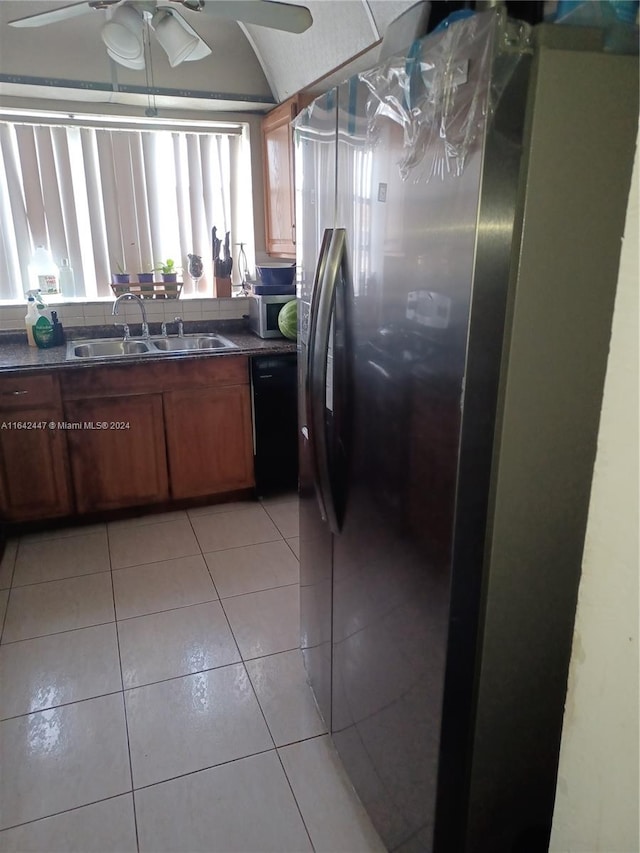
(262, 94, 313, 258)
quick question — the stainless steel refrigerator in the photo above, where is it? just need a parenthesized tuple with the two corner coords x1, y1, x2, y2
(295, 11, 637, 853)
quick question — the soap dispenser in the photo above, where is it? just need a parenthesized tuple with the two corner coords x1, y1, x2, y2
(25, 297, 38, 347)
(51, 311, 65, 346)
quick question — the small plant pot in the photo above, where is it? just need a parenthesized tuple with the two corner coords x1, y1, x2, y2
(137, 273, 154, 283)
(112, 273, 130, 284)
(162, 273, 178, 283)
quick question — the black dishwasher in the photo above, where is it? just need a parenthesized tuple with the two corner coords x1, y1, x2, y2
(251, 353, 298, 496)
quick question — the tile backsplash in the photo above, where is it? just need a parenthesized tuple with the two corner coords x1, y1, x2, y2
(0, 298, 249, 331)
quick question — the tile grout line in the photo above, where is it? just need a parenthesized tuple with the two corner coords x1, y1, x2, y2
(115, 594, 221, 624)
(17, 521, 106, 539)
(1, 577, 300, 646)
(199, 535, 295, 558)
(2, 500, 302, 842)
(111, 535, 283, 575)
(273, 743, 318, 852)
(132, 744, 278, 793)
(262, 505, 296, 540)
(0, 735, 330, 837)
(204, 580, 299, 604)
(0, 791, 136, 836)
(0, 618, 116, 647)
(114, 657, 244, 697)
(17, 527, 107, 546)
(111, 548, 202, 574)
(188, 501, 313, 850)
(283, 537, 300, 562)
(107, 526, 141, 853)
(0, 688, 125, 724)
(8, 568, 112, 591)
(0, 540, 19, 645)
(243, 658, 317, 853)
(187, 509, 247, 674)
(257, 498, 315, 848)
(210, 497, 314, 851)
(0, 643, 307, 722)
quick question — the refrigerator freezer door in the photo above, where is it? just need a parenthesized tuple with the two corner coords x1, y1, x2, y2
(329, 33, 493, 851)
(296, 92, 337, 729)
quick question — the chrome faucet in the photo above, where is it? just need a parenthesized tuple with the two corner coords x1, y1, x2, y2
(112, 293, 149, 339)
(114, 322, 130, 341)
(174, 316, 184, 337)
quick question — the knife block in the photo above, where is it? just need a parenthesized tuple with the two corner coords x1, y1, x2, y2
(214, 277, 232, 298)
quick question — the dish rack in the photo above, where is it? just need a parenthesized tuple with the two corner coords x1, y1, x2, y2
(110, 281, 183, 300)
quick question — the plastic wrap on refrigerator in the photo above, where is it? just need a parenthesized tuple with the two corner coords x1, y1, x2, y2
(358, 9, 532, 181)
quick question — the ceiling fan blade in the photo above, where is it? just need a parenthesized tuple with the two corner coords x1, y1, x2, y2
(200, 1, 312, 34)
(8, 2, 94, 28)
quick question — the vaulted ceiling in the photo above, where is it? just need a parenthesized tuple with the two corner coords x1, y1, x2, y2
(0, 0, 418, 113)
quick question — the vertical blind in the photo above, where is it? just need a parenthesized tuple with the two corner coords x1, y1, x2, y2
(0, 120, 243, 300)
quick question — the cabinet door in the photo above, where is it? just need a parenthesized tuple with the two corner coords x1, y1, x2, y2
(65, 395, 168, 513)
(262, 100, 297, 257)
(0, 407, 72, 522)
(164, 385, 254, 500)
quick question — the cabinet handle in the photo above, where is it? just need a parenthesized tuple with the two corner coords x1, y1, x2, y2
(292, 223, 296, 245)
(2, 390, 28, 396)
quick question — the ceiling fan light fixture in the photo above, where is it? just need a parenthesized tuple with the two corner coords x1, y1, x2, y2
(101, 4, 144, 65)
(151, 9, 201, 68)
(106, 46, 146, 70)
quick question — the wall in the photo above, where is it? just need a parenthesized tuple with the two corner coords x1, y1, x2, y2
(550, 131, 639, 851)
(0, 297, 250, 332)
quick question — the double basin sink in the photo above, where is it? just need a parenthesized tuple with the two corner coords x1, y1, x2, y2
(67, 333, 238, 361)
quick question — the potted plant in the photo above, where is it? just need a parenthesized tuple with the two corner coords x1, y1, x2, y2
(112, 261, 130, 285)
(137, 268, 154, 284)
(153, 258, 180, 283)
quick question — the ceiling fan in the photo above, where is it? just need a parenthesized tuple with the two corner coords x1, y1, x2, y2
(8, 1, 313, 69)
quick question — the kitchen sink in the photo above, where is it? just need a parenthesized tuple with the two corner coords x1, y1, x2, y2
(70, 339, 152, 359)
(66, 334, 238, 361)
(151, 334, 236, 352)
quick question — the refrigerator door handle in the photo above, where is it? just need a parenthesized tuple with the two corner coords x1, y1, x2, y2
(309, 227, 347, 534)
(305, 228, 333, 523)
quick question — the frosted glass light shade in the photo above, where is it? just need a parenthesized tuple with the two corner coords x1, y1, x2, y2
(106, 47, 145, 70)
(151, 9, 201, 67)
(101, 5, 144, 67)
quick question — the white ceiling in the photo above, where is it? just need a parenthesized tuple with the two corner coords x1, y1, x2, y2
(0, 0, 421, 113)
(245, 0, 419, 100)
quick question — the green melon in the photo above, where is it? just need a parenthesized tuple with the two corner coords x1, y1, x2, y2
(278, 299, 297, 340)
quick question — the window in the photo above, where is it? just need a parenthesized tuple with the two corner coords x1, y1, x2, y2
(0, 114, 255, 300)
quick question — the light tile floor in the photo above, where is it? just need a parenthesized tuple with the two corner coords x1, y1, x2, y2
(0, 496, 386, 853)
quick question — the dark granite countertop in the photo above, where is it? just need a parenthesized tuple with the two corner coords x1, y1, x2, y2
(0, 321, 296, 375)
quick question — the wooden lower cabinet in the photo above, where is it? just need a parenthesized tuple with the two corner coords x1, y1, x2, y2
(0, 355, 255, 521)
(64, 394, 169, 513)
(0, 405, 72, 522)
(164, 384, 254, 499)
(0, 372, 72, 522)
